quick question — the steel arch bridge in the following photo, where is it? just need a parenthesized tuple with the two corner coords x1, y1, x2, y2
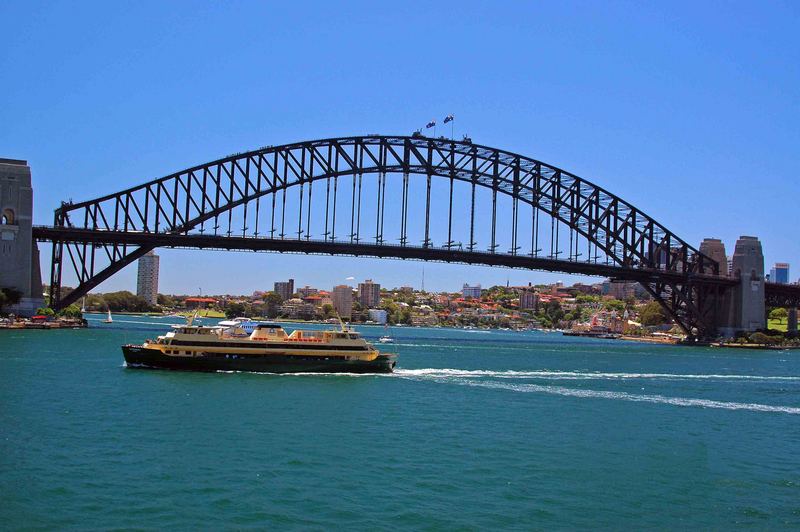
(34, 134, 736, 336)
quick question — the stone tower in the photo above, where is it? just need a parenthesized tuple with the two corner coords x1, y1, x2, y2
(699, 238, 728, 276)
(699, 238, 731, 333)
(0, 158, 44, 315)
(729, 236, 766, 332)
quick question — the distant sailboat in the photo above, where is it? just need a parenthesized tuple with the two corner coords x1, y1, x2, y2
(378, 323, 394, 343)
(103, 309, 113, 323)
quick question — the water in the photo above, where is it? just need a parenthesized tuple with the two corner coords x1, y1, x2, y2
(2, 314, 799, 529)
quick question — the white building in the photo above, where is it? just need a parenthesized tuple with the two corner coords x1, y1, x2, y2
(136, 250, 159, 306)
(368, 308, 388, 324)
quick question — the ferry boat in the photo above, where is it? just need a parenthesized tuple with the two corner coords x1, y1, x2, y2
(122, 319, 397, 373)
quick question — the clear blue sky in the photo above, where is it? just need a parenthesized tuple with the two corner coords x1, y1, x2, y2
(2, 1, 798, 295)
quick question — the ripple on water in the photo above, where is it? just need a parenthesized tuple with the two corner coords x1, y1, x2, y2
(2, 320, 800, 528)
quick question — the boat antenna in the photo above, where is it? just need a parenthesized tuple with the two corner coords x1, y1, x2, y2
(334, 310, 348, 332)
(187, 311, 197, 326)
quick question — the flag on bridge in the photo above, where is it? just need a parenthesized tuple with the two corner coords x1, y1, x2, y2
(426, 120, 436, 128)
(443, 114, 454, 124)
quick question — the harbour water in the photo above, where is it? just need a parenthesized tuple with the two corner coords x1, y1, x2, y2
(2, 314, 799, 529)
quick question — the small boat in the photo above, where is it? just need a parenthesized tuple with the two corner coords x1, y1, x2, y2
(378, 324, 394, 343)
(103, 309, 113, 323)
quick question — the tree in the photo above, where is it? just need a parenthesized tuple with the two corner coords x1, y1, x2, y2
(225, 302, 247, 318)
(543, 300, 564, 325)
(0, 288, 22, 312)
(639, 301, 668, 326)
(321, 303, 334, 319)
(35, 307, 55, 317)
(769, 308, 788, 324)
(750, 332, 782, 345)
(264, 292, 283, 319)
(603, 299, 625, 312)
(100, 291, 154, 312)
(60, 304, 83, 319)
(157, 294, 177, 308)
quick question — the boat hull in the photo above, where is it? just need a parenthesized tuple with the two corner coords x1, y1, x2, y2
(122, 345, 397, 374)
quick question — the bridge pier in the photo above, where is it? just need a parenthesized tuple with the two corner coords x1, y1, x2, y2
(699, 238, 732, 335)
(719, 236, 765, 336)
(788, 308, 798, 334)
(0, 158, 44, 316)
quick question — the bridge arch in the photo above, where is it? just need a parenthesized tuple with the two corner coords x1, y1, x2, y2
(39, 135, 724, 335)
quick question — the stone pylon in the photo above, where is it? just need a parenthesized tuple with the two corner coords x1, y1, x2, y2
(699, 238, 732, 334)
(0, 158, 44, 315)
(728, 236, 766, 332)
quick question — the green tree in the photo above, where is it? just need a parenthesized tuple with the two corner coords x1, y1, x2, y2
(157, 294, 177, 308)
(750, 332, 782, 345)
(603, 299, 625, 312)
(544, 300, 564, 324)
(101, 291, 154, 312)
(35, 307, 55, 317)
(0, 287, 22, 313)
(225, 302, 247, 318)
(321, 303, 334, 319)
(769, 308, 788, 324)
(60, 304, 83, 319)
(264, 292, 283, 319)
(639, 302, 668, 326)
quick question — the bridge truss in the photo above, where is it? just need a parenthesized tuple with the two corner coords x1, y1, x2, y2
(35, 135, 731, 336)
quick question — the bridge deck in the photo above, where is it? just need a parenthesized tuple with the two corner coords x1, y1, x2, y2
(33, 226, 736, 287)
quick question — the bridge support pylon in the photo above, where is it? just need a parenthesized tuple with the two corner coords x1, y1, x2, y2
(718, 236, 766, 336)
(0, 158, 44, 316)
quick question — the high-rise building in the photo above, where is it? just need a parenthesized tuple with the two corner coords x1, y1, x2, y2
(770, 263, 790, 284)
(297, 285, 318, 298)
(332, 285, 353, 318)
(358, 279, 381, 307)
(136, 250, 160, 306)
(274, 279, 295, 301)
(519, 290, 539, 310)
(462, 284, 481, 299)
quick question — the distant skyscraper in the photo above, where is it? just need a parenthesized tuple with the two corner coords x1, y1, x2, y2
(358, 279, 381, 307)
(332, 285, 353, 318)
(274, 279, 295, 301)
(297, 285, 318, 298)
(519, 289, 538, 310)
(462, 284, 481, 299)
(136, 250, 159, 306)
(770, 263, 790, 284)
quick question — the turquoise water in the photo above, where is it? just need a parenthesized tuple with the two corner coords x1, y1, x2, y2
(2, 314, 799, 529)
